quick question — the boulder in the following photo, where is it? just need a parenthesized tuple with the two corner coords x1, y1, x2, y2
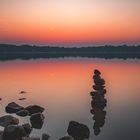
(59, 136, 74, 140)
(30, 113, 45, 129)
(2, 125, 26, 140)
(0, 115, 19, 127)
(25, 105, 45, 115)
(5, 102, 24, 113)
(41, 133, 50, 140)
(67, 121, 90, 140)
(16, 110, 29, 117)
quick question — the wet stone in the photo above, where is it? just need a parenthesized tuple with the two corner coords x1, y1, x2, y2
(5, 102, 24, 114)
(0, 115, 19, 127)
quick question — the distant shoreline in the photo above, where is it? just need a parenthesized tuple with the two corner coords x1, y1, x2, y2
(0, 52, 140, 61)
(0, 44, 140, 60)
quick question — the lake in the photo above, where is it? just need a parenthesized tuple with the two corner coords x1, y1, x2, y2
(0, 58, 140, 140)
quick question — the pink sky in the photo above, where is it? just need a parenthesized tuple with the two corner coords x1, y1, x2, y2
(0, 0, 140, 46)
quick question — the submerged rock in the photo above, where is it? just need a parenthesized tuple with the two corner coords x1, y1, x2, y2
(41, 133, 50, 140)
(20, 91, 27, 94)
(59, 136, 74, 140)
(25, 105, 45, 115)
(16, 110, 29, 117)
(0, 115, 19, 127)
(19, 98, 27, 101)
(5, 102, 24, 113)
(30, 113, 45, 129)
(67, 121, 90, 140)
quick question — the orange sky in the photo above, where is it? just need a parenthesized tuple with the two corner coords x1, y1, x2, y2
(0, 0, 140, 45)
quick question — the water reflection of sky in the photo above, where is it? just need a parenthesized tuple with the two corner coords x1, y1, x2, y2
(0, 58, 140, 140)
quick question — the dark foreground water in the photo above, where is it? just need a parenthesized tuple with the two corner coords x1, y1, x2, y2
(0, 58, 140, 140)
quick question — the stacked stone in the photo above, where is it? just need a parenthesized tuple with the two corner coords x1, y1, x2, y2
(90, 69, 107, 136)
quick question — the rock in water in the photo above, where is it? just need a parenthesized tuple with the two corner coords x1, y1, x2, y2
(42, 133, 50, 140)
(30, 113, 45, 129)
(93, 85, 105, 90)
(16, 110, 29, 117)
(25, 105, 45, 115)
(0, 115, 19, 127)
(59, 136, 74, 140)
(94, 78, 105, 85)
(20, 91, 27, 94)
(2, 125, 26, 140)
(19, 98, 26, 101)
(94, 69, 101, 75)
(22, 123, 32, 136)
(67, 121, 90, 140)
(5, 102, 24, 113)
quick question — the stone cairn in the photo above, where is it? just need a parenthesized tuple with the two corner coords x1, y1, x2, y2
(90, 69, 107, 136)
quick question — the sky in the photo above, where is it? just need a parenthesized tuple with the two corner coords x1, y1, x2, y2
(0, 0, 140, 46)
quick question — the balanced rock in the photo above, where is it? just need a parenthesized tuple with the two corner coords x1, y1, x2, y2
(94, 69, 101, 75)
(94, 78, 105, 85)
(0, 115, 19, 127)
(93, 75, 101, 81)
(16, 109, 29, 117)
(5, 102, 24, 113)
(67, 121, 90, 140)
(30, 113, 45, 129)
(25, 105, 44, 115)
(93, 85, 105, 91)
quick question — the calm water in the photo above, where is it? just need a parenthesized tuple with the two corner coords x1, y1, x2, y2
(0, 58, 140, 140)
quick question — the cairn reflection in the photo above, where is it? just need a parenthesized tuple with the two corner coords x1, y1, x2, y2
(90, 69, 107, 136)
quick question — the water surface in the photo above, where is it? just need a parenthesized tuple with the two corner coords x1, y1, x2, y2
(0, 58, 140, 140)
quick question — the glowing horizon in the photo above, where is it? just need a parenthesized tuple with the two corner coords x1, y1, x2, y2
(0, 0, 140, 46)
